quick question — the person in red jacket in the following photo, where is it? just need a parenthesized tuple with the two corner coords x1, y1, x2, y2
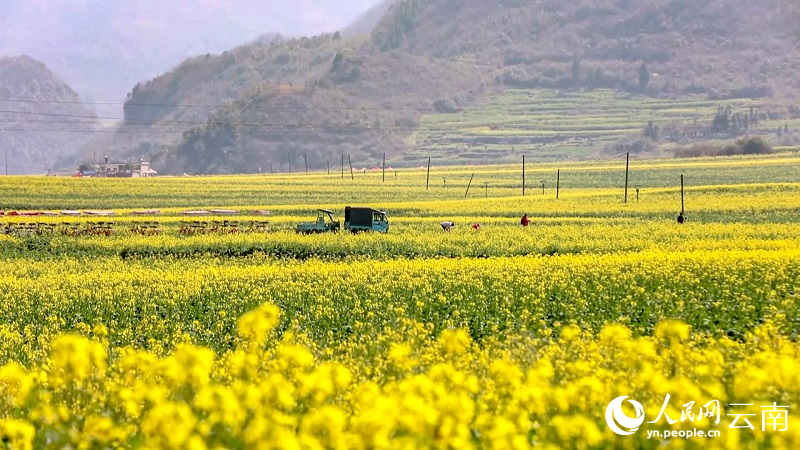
(520, 214, 530, 227)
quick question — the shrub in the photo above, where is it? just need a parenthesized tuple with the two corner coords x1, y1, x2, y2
(674, 137, 774, 158)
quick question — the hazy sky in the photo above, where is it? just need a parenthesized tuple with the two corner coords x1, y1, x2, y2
(0, 0, 383, 107)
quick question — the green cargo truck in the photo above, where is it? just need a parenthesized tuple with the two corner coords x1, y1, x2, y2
(344, 207, 389, 233)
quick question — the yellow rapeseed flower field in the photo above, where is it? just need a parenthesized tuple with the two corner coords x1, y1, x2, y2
(0, 154, 799, 448)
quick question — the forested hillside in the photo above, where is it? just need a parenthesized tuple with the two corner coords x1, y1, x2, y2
(0, 0, 381, 115)
(86, 0, 800, 173)
(0, 56, 97, 174)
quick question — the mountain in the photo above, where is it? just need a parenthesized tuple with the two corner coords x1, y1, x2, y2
(78, 0, 800, 173)
(0, 0, 384, 115)
(343, 0, 400, 38)
(0, 56, 97, 175)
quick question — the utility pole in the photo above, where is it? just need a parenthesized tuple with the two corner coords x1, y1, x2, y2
(522, 154, 526, 196)
(426, 157, 431, 190)
(556, 169, 560, 199)
(624, 152, 630, 204)
(348, 154, 354, 181)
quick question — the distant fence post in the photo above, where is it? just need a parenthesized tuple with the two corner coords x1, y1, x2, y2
(426, 157, 431, 190)
(341, 153, 344, 179)
(382, 152, 386, 182)
(303, 152, 308, 173)
(465, 173, 474, 198)
(624, 152, 630, 203)
(327, 158, 330, 175)
(556, 169, 560, 199)
(681, 174, 685, 213)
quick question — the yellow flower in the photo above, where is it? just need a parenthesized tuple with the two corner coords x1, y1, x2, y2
(0, 362, 33, 408)
(599, 323, 632, 345)
(0, 419, 35, 450)
(159, 344, 216, 389)
(439, 329, 471, 356)
(142, 401, 201, 449)
(388, 343, 414, 370)
(237, 303, 281, 348)
(48, 334, 107, 387)
(654, 320, 691, 344)
(560, 325, 582, 341)
(92, 323, 108, 337)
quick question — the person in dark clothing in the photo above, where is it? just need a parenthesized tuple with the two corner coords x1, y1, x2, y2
(677, 212, 685, 224)
(441, 221, 455, 231)
(521, 214, 530, 227)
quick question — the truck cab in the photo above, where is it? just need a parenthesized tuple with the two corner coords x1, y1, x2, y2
(344, 207, 389, 233)
(296, 209, 340, 234)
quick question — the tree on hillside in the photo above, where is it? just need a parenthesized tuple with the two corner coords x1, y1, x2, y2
(372, 0, 434, 51)
(331, 52, 344, 73)
(571, 57, 581, 88)
(712, 106, 730, 133)
(643, 121, 660, 141)
(639, 63, 650, 92)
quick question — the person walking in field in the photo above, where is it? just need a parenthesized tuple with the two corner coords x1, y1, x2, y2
(441, 221, 455, 232)
(520, 214, 530, 227)
(677, 212, 685, 224)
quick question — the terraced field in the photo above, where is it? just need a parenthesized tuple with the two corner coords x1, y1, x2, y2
(411, 89, 800, 164)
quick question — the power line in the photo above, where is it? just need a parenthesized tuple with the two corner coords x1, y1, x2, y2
(0, 123, 478, 133)
(5, 164, 54, 171)
(0, 127, 187, 135)
(2, 96, 796, 111)
(0, 108, 493, 131)
(0, 97, 438, 112)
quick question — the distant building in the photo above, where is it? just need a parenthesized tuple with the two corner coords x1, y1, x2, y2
(83, 157, 157, 177)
